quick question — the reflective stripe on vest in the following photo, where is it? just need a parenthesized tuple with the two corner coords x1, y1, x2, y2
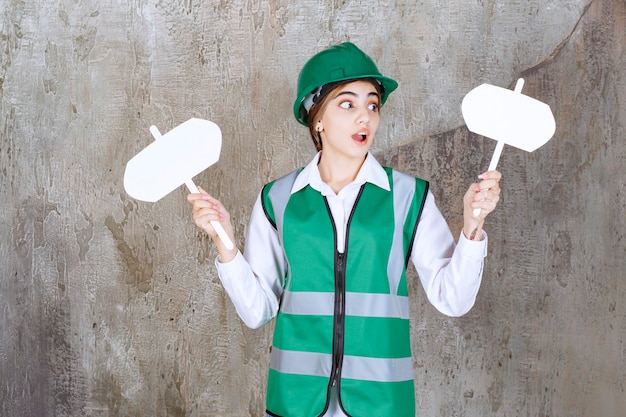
(270, 347, 415, 382)
(280, 291, 410, 319)
(262, 167, 428, 417)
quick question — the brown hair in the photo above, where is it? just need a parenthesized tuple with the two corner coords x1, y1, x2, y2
(305, 78, 383, 152)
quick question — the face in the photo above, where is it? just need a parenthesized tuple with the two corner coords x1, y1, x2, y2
(315, 80, 381, 162)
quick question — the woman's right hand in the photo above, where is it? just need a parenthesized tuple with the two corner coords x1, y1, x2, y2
(187, 187, 238, 262)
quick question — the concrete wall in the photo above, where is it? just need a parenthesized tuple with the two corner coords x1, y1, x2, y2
(1, 0, 624, 416)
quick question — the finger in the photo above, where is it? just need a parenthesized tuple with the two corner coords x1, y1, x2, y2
(197, 187, 226, 207)
(478, 170, 502, 181)
(474, 191, 497, 208)
(193, 208, 222, 228)
(198, 186, 219, 200)
(477, 177, 501, 191)
(187, 192, 204, 202)
(194, 210, 221, 225)
(190, 198, 215, 213)
(475, 187, 500, 201)
(472, 192, 499, 210)
(188, 185, 211, 201)
(192, 199, 227, 223)
(202, 195, 228, 219)
(471, 197, 496, 212)
(196, 186, 207, 196)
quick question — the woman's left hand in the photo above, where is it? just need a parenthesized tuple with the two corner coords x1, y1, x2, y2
(462, 170, 502, 240)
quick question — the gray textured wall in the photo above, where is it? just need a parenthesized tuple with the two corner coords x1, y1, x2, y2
(1, 0, 624, 416)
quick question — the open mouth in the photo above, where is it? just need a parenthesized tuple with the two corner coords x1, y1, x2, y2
(352, 131, 368, 143)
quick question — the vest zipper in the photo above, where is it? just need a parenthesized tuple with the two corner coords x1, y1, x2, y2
(330, 250, 346, 390)
(324, 185, 365, 415)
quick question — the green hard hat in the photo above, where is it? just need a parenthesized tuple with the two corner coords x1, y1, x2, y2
(293, 42, 398, 126)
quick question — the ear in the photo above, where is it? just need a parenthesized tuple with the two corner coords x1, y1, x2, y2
(316, 121, 323, 132)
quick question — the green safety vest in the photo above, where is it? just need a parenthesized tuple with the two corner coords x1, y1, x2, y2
(262, 166, 428, 417)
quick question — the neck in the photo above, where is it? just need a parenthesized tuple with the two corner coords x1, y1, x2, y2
(318, 152, 367, 194)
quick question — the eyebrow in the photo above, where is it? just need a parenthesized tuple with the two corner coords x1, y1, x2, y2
(335, 90, 380, 100)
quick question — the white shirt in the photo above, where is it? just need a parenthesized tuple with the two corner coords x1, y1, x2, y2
(215, 152, 488, 416)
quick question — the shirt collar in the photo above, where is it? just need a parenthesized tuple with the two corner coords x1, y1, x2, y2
(291, 151, 391, 195)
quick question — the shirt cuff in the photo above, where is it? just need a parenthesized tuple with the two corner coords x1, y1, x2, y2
(457, 230, 488, 258)
(214, 250, 245, 280)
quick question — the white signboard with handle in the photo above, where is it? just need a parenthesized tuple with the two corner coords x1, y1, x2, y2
(462, 78, 556, 215)
(124, 118, 234, 249)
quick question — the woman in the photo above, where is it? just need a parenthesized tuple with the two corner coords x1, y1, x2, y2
(188, 42, 501, 417)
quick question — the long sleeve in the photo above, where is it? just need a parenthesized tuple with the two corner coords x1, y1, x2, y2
(411, 191, 488, 317)
(214, 193, 285, 328)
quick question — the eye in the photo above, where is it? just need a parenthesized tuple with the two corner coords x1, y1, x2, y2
(368, 102, 379, 111)
(339, 100, 353, 109)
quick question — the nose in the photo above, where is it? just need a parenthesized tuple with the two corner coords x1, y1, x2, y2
(357, 106, 370, 125)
